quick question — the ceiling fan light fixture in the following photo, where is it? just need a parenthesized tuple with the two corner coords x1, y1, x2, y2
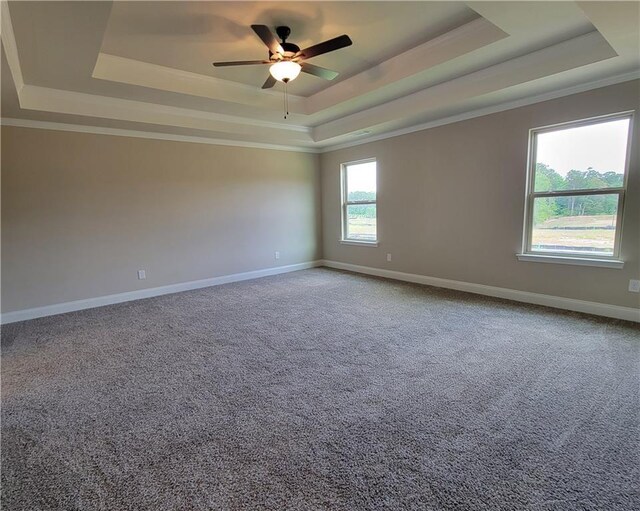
(269, 61, 301, 83)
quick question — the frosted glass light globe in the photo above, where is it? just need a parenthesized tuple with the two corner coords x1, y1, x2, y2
(269, 61, 301, 83)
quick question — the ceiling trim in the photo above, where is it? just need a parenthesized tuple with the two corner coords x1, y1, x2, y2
(93, 52, 307, 114)
(91, 16, 507, 122)
(18, 85, 315, 143)
(3, 70, 637, 155)
(0, 0, 23, 93)
(19, 84, 309, 132)
(318, 70, 640, 152)
(3, 2, 638, 154)
(305, 16, 508, 117)
(313, 30, 618, 143)
(0, 117, 320, 153)
(12, 29, 619, 147)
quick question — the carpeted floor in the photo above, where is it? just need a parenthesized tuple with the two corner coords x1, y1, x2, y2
(1, 268, 639, 510)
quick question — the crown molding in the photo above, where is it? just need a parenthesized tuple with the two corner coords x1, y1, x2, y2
(3, 70, 638, 154)
(3, 0, 638, 156)
(313, 30, 618, 143)
(0, 0, 24, 92)
(0, 117, 320, 153)
(91, 17, 506, 121)
(317, 70, 640, 153)
(15, 85, 316, 146)
(93, 52, 307, 115)
(23, 33, 622, 149)
(19, 85, 310, 134)
(306, 16, 508, 118)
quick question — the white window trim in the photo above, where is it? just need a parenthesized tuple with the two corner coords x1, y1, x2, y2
(519, 111, 634, 267)
(516, 253, 624, 269)
(339, 240, 379, 247)
(341, 158, 378, 245)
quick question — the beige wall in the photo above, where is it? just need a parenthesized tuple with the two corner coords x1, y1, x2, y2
(1, 127, 321, 312)
(2, 80, 639, 315)
(321, 80, 640, 309)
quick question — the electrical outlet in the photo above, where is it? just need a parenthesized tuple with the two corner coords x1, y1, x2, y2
(386, 253, 392, 262)
(137, 270, 146, 280)
(275, 251, 280, 260)
(629, 279, 640, 293)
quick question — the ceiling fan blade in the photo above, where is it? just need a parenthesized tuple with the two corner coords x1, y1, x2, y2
(251, 25, 284, 55)
(296, 34, 352, 60)
(301, 63, 339, 80)
(261, 75, 277, 89)
(213, 60, 271, 67)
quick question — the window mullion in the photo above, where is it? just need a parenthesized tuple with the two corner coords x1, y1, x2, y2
(532, 188, 624, 199)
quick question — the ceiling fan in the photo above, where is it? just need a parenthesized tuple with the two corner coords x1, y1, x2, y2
(213, 25, 352, 89)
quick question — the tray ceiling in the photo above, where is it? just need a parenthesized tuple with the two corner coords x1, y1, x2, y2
(2, 1, 639, 151)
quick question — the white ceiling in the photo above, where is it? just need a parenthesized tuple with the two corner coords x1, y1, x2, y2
(104, 2, 479, 97)
(1, 1, 639, 152)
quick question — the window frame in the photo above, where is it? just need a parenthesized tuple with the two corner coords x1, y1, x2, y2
(341, 158, 378, 245)
(521, 111, 633, 264)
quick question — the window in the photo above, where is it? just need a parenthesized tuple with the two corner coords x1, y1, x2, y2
(341, 159, 377, 243)
(521, 113, 632, 263)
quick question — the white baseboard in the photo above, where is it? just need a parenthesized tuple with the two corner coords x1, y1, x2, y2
(322, 260, 640, 323)
(3, 259, 638, 324)
(0, 261, 323, 324)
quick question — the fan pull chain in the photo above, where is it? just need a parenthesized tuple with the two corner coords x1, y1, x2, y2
(283, 81, 290, 120)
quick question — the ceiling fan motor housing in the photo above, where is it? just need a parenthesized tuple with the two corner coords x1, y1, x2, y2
(275, 26, 300, 58)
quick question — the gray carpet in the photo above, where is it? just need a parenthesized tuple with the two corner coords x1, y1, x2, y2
(2, 268, 639, 510)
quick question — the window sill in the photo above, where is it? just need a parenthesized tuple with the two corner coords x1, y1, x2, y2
(516, 253, 624, 269)
(340, 240, 379, 247)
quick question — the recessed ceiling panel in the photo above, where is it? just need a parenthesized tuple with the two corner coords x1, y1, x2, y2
(100, 1, 479, 97)
(3, 1, 637, 151)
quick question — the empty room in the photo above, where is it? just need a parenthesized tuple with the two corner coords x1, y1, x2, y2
(1, 1, 639, 509)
